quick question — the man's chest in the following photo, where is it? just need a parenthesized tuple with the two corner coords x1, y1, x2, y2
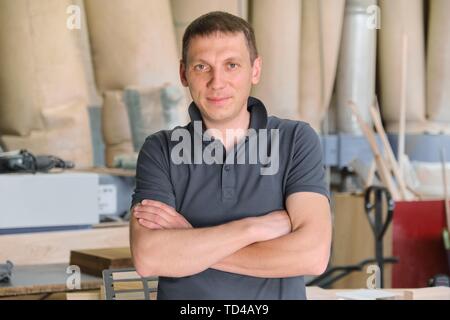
(169, 163, 287, 227)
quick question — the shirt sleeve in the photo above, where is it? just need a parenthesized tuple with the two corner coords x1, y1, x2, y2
(131, 133, 176, 209)
(284, 123, 330, 202)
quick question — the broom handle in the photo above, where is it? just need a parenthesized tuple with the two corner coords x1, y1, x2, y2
(398, 35, 408, 183)
(441, 148, 450, 231)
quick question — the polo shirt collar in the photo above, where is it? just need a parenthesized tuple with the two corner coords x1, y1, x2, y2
(188, 96, 268, 133)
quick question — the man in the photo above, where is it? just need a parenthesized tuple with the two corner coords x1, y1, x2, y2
(130, 11, 331, 300)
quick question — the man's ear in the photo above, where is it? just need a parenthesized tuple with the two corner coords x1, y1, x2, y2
(251, 56, 262, 85)
(179, 60, 188, 87)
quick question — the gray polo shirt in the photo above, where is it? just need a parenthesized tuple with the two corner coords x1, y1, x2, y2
(131, 96, 329, 300)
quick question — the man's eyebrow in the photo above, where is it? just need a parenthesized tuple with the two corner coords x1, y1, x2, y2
(189, 57, 243, 65)
(224, 56, 243, 62)
(188, 59, 210, 65)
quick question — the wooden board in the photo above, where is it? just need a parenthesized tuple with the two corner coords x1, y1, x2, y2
(65, 290, 102, 300)
(0, 226, 129, 265)
(70, 247, 133, 277)
(307, 286, 450, 300)
(0, 264, 102, 297)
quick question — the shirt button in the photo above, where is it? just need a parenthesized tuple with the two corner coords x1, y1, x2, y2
(223, 188, 234, 199)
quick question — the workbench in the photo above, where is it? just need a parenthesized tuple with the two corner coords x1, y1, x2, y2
(0, 264, 102, 299)
(1, 264, 449, 300)
(307, 286, 450, 300)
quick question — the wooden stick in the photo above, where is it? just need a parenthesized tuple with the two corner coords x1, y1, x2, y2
(365, 160, 376, 188)
(440, 148, 450, 232)
(370, 100, 408, 200)
(406, 185, 423, 201)
(398, 34, 408, 181)
(348, 101, 401, 200)
(374, 95, 419, 200)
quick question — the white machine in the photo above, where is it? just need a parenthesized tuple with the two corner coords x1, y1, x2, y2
(0, 172, 99, 233)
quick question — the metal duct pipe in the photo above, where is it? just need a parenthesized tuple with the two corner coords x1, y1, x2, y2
(336, 0, 378, 134)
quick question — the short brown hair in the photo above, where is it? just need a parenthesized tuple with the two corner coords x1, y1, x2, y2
(182, 11, 258, 64)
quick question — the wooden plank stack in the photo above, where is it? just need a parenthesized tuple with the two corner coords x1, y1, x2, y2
(70, 247, 133, 277)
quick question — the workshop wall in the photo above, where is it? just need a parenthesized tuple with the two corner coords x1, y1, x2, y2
(0, 0, 449, 168)
(0, 0, 93, 167)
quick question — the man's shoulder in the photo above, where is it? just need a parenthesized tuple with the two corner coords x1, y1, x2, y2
(267, 116, 318, 140)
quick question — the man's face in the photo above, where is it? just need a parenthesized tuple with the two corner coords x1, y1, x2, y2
(180, 32, 261, 125)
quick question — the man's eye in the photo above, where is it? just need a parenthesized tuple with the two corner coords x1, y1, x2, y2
(194, 64, 208, 71)
(228, 63, 238, 69)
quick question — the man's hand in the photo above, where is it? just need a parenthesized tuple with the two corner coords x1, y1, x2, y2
(134, 199, 291, 241)
(133, 200, 192, 230)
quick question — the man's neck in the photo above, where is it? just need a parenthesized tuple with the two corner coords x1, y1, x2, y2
(203, 107, 251, 151)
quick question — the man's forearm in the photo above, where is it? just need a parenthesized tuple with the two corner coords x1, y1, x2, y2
(131, 201, 291, 278)
(211, 224, 330, 278)
(211, 193, 332, 278)
(131, 216, 260, 278)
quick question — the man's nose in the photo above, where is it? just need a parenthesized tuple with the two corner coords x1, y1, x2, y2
(208, 67, 226, 90)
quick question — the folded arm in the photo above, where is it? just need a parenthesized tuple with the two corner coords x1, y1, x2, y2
(130, 200, 291, 278)
(211, 192, 332, 277)
(132, 192, 331, 279)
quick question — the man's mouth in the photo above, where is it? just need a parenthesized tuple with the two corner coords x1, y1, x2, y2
(206, 97, 231, 104)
